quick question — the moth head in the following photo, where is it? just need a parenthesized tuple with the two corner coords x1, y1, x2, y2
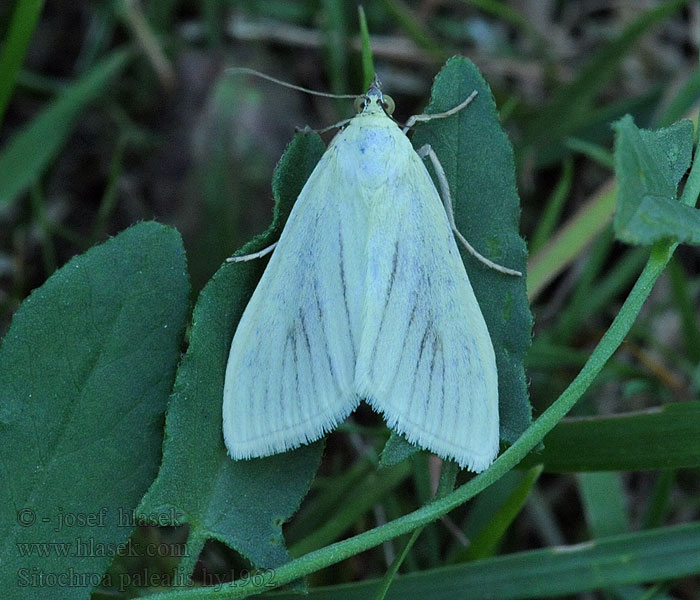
(354, 81, 395, 116)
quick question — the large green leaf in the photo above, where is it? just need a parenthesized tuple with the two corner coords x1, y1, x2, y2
(137, 133, 326, 571)
(266, 522, 700, 600)
(411, 56, 532, 443)
(519, 402, 700, 472)
(0, 222, 190, 600)
(613, 115, 698, 245)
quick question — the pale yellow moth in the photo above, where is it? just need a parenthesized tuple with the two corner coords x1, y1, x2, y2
(223, 77, 519, 472)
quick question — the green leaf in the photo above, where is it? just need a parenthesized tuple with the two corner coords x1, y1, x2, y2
(0, 222, 190, 600)
(137, 133, 326, 572)
(578, 472, 630, 538)
(267, 522, 700, 600)
(380, 431, 419, 467)
(613, 115, 698, 245)
(519, 402, 700, 472)
(411, 56, 532, 443)
(0, 48, 131, 211)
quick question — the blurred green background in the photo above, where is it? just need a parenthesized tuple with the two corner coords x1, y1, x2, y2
(2, 1, 697, 309)
(1, 1, 700, 597)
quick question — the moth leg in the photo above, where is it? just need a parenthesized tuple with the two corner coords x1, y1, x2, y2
(226, 241, 278, 263)
(416, 144, 522, 277)
(402, 91, 477, 133)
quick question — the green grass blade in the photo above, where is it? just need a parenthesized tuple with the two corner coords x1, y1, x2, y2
(358, 5, 375, 88)
(267, 522, 700, 600)
(286, 459, 376, 544)
(529, 157, 573, 253)
(527, 182, 616, 300)
(0, 48, 131, 211)
(525, 487, 565, 547)
(456, 466, 542, 562)
(373, 528, 423, 600)
(455, 471, 524, 556)
(549, 226, 615, 343)
(520, 403, 700, 472)
(523, 0, 685, 150)
(564, 137, 614, 169)
(643, 471, 675, 529)
(553, 244, 650, 344)
(667, 256, 700, 363)
(321, 0, 349, 97)
(578, 472, 630, 538)
(289, 461, 412, 557)
(0, 0, 45, 127)
(28, 181, 56, 274)
(373, 462, 459, 600)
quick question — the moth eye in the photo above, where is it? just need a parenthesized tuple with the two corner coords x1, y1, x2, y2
(354, 96, 366, 113)
(382, 95, 395, 115)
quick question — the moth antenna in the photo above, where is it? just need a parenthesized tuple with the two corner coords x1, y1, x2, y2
(227, 68, 357, 100)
